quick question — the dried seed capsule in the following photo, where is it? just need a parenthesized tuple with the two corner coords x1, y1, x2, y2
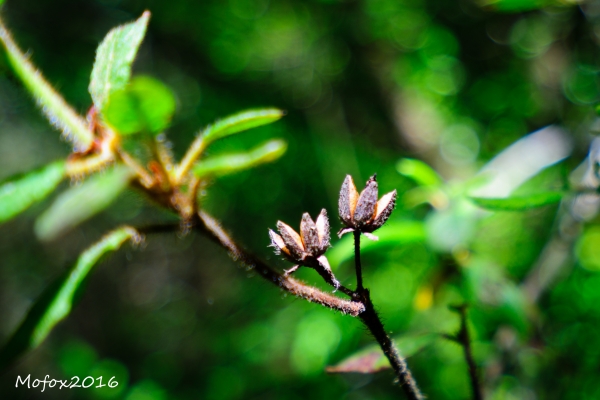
(367, 190, 397, 232)
(268, 229, 289, 257)
(277, 221, 305, 260)
(300, 212, 320, 256)
(354, 175, 378, 226)
(315, 208, 330, 253)
(337, 174, 397, 238)
(339, 175, 359, 226)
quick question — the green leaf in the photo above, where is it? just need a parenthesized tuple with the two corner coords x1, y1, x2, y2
(396, 158, 443, 187)
(481, 0, 556, 12)
(469, 191, 563, 211)
(327, 221, 426, 268)
(326, 333, 437, 374)
(89, 11, 150, 111)
(103, 75, 176, 135)
(192, 140, 287, 178)
(0, 161, 66, 223)
(202, 108, 285, 145)
(35, 165, 134, 240)
(0, 19, 93, 150)
(0, 227, 139, 372)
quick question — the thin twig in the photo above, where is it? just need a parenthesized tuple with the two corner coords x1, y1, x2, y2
(196, 210, 365, 316)
(451, 305, 482, 400)
(358, 291, 423, 400)
(353, 230, 363, 291)
(353, 233, 423, 400)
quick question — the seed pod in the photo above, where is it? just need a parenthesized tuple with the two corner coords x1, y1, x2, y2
(268, 229, 289, 257)
(353, 175, 378, 226)
(300, 212, 320, 256)
(277, 221, 305, 259)
(368, 189, 397, 232)
(339, 175, 359, 226)
(315, 208, 330, 253)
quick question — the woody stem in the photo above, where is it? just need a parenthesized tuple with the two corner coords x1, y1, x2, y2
(353, 230, 363, 291)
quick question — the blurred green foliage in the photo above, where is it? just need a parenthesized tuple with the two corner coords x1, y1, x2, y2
(1, 0, 600, 399)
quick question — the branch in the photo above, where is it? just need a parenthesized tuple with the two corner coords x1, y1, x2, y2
(352, 236, 423, 400)
(448, 305, 482, 400)
(357, 291, 423, 400)
(196, 210, 365, 316)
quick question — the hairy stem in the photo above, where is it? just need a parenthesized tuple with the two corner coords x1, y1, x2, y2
(174, 133, 206, 184)
(196, 210, 365, 316)
(354, 232, 423, 399)
(353, 230, 363, 291)
(0, 17, 94, 150)
(358, 291, 423, 400)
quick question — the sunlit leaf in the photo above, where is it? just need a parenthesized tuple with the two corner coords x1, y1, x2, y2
(0, 161, 66, 223)
(326, 333, 437, 374)
(104, 75, 176, 135)
(192, 140, 287, 178)
(469, 192, 563, 211)
(0, 19, 93, 150)
(89, 11, 150, 111)
(480, 0, 557, 12)
(0, 227, 139, 371)
(202, 108, 285, 145)
(396, 158, 443, 187)
(327, 221, 426, 268)
(35, 165, 134, 240)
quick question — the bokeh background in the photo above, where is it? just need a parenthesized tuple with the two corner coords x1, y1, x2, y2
(1, 0, 600, 399)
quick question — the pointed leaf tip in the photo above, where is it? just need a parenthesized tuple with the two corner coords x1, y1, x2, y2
(89, 11, 151, 110)
(202, 108, 285, 145)
(192, 139, 286, 178)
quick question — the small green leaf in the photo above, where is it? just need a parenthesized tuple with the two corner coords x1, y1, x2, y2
(103, 75, 176, 135)
(0, 227, 139, 371)
(193, 140, 287, 178)
(0, 19, 93, 149)
(327, 221, 426, 268)
(326, 333, 437, 374)
(469, 191, 563, 211)
(0, 161, 66, 223)
(35, 165, 134, 240)
(396, 158, 443, 187)
(89, 11, 150, 111)
(202, 108, 285, 145)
